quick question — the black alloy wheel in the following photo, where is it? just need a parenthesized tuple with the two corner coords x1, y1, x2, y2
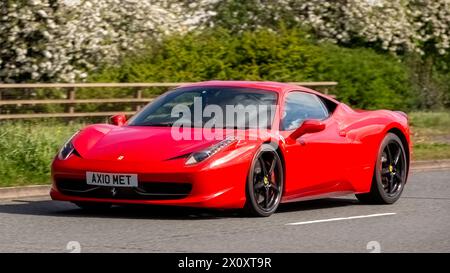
(356, 133, 408, 204)
(245, 144, 283, 217)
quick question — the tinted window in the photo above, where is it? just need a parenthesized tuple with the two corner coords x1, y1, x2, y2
(319, 96, 338, 114)
(281, 92, 329, 131)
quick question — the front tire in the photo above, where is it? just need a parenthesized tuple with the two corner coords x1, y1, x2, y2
(244, 144, 284, 217)
(356, 133, 408, 204)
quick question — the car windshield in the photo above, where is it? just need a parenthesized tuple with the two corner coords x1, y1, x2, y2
(127, 86, 278, 129)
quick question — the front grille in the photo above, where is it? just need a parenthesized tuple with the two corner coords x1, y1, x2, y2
(55, 178, 192, 200)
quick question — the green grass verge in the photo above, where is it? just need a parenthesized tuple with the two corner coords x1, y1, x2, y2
(409, 111, 450, 160)
(413, 143, 450, 161)
(0, 111, 449, 187)
(0, 121, 85, 187)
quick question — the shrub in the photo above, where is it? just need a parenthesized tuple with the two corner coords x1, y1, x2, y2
(91, 28, 416, 110)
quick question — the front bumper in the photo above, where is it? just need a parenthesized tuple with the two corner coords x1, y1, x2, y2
(50, 152, 253, 209)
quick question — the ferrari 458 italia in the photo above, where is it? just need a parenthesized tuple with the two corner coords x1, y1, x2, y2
(51, 81, 411, 216)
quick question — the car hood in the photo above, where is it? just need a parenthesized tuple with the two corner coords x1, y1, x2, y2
(72, 124, 238, 163)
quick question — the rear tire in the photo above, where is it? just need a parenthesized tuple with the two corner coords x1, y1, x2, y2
(73, 202, 112, 211)
(356, 133, 408, 204)
(244, 144, 284, 217)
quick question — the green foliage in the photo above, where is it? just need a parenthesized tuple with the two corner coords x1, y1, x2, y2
(0, 121, 84, 186)
(435, 54, 450, 108)
(320, 45, 415, 110)
(409, 111, 450, 160)
(410, 111, 450, 129)
(92, 28, 416, 110)
(204, 0, 298, 33)
(413, 143, 450, 160)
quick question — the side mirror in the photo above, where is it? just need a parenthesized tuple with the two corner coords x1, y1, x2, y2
(110, 114, 127, 126)
(289, 119, 325, 140)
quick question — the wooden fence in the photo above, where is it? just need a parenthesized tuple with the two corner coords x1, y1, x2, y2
(0, 82, 337, 120)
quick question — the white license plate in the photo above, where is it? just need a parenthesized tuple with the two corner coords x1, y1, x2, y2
(86, 172, 138, 187)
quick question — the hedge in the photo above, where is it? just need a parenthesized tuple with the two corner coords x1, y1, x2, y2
(91, 28, 417, 110)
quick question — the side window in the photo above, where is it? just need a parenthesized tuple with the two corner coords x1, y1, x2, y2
(318, 96, 338, 114)
(281, 92, 329, 131)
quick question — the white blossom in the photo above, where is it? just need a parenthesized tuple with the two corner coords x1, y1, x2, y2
(0, 0, 211, 82)
(2, 0, 449, 83)
(205, 0, 450, 56)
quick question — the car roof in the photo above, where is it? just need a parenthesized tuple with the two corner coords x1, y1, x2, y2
(178, 80, 339, 103)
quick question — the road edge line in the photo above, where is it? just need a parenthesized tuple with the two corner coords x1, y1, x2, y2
(286, 212, 397, 226)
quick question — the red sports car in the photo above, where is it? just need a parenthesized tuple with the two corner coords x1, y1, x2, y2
(51, 81, 411, 216)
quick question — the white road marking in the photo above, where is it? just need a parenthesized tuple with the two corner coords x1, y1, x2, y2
(286, 212, 397, 226)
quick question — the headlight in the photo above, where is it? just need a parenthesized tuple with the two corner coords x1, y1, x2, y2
(58, 132, 78, 160)
(185, 137, 236, 165)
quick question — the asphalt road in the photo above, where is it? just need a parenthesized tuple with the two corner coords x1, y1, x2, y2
(0, 169, 449, 253)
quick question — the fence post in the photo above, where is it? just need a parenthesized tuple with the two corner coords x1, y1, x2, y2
(67, 87, 76, 113)
(135, 88, 143, 111)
